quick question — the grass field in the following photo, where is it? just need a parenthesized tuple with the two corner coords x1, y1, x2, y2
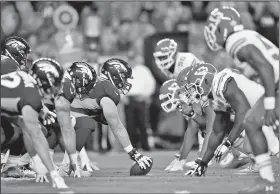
(1, 151, 279, 193)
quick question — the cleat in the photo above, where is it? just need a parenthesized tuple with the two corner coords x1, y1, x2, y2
(1, 165, 35, 178)
(238, 177, 279, 194)
(237, 161, 259, 174)
(221, 153, 251, 169)
(57, 163, 92, 177)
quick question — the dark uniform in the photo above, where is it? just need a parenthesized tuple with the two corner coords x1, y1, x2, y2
(1, 55, 20, 76)
(70, 78, 120, 151)
(1, 71, 43, 153)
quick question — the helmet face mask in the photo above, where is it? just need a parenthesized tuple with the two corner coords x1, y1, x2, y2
(153, 39, 177, 70)
(101, 58, 133, 95)
(4, 36, 31, 67)
(185, 63, 217, 104)
(31, 58, 64, 99)
(68, 62, 97, 99)
(159, 79, 180, 112)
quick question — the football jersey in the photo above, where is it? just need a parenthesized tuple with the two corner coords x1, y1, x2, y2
(225, 30, 279, 83)
(1, 71, 43, 117)
(1, 55, 20, 75)
(164, 52, 201, 78)
(211, 68, 264, 112)
(70, 78, 120, 125)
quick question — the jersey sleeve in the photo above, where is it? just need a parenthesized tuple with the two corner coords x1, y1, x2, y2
(18, 87, 43, 113)
(96, 80, 120, 106)
(1, 57, 19, 75)
(57, 80, 76, 103)
(212, 69, 234, 100)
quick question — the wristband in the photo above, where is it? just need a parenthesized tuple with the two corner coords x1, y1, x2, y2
(124, 145, 133, 153)
(186, 110, 195, 118)
(69, 153, 78, 164)
(224, 139, 232, 148)
(264, 97, 275, 110)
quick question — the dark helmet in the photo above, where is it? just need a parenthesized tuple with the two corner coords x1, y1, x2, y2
(30, 58, 64, 98)
(101, 58, 133, 94)
(67, 61, 97, 99)
(3, 36, 32, 68)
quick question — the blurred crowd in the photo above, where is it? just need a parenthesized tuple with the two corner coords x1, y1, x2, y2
(1, 1, 279, 152)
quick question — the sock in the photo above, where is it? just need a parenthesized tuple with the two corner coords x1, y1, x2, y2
(49, 149, 55, 165)
(79, 147, 90, 166)
(61, 150, 70, 164)
(198, 132, 204, 152)
(254, 153, 275, 182)
(262, 126, 279, 155)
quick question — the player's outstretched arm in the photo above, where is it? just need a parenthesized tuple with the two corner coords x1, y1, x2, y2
(198, 106, 215, 159)
(100, 97, 152, 169)
(55, 96, 80, 178)
(223, 79, 251, 145)
(22, 105, 56, 173)
(201, 112, 226, 164)
(179, 120, 200, 160)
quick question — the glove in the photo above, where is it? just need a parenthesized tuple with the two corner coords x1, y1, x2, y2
(185, 158, 207, 177)
(165, 153, 180, 171)
(39, 106, 56, 126)
(264, 109, 279, 131)
(36, 173, 49, 183)
(165, 154, 185, 172)
(128, 148, 152, 169)
(50, 171, 69, 189)
(214, 139, 232, 163)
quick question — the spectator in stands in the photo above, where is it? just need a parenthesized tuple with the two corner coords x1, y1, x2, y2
(123, 49, 156, 151)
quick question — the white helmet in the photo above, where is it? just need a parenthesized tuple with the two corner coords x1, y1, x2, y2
(153, 38, 177, 70)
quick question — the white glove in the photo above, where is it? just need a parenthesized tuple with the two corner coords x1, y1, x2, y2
(31, 155, 49, 183)
(81, 162, 100, 171)
(39, 106, 56, 126)
(214, 139, 231, 163)
(165, 154, 185, 172)
(36, 174, 49, 183)
(50, 171, 69, 189)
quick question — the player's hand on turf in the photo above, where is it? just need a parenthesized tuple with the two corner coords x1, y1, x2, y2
(165, 154, 185, 172)
(165, 153, 180, 171)
(264, 109, 279, 131)
(185, 158, 207, 177)
(214, 139, 231, 163)
(36, 173, 49, 183)
(129, 148, 152, 169)
(68, 163, 81, 178)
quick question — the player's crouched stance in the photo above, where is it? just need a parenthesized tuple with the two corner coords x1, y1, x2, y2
(57, 58, 152, 173)
(1, 58, 68, 188)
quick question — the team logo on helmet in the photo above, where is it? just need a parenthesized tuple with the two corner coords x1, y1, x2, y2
(37, 62, 60, 78)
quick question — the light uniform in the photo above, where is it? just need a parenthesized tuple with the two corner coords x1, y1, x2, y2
(211, 68, 265, 113)
(225, 30, 279, 84)
(163, 52, 201, 79)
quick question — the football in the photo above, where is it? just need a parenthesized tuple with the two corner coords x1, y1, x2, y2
(129, 158, 153, 176)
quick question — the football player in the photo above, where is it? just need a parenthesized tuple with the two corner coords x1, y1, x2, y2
(153, 40, 216, 170)
(204, 7, 279, 193)
(42, 61, 99, 176)
(1, 58, 68, 188)
(58, 58, 152, 172)
(183, 63, 279, 193)
(1, 36, 32, 75)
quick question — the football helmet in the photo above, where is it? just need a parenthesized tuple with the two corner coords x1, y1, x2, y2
(30, 58, 64, 98)
(153, 38, 178, 70)
(159, 79, 181, 112)
(67, 61, 97, 99)
(3, 36, 32, 68)
(101, 58, 133, 95)
(204, 7, 244, 51)
(186, 63, 217, 103)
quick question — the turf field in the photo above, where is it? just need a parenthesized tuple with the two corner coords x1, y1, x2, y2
(1, 151, 279, 193)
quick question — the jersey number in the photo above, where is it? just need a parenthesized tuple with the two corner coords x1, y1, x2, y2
(1, 73, 21, 88)
(257, 35, 279, 61)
